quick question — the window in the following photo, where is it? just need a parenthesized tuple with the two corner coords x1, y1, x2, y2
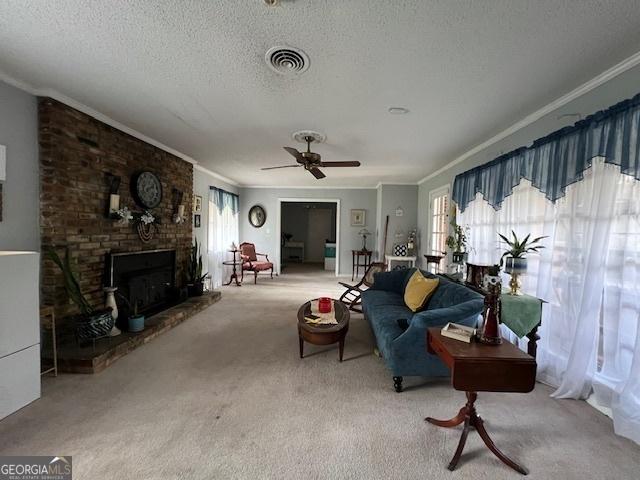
(429, 186, 449, 257)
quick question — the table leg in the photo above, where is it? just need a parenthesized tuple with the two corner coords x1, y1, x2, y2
(299, 336, 304, 359)
(425, 405, 466, 428)
(526, 323, 540, 358)
(338, 335, 345, 362)
(448, 416, 471, 471)
(426, 391, 528, 475)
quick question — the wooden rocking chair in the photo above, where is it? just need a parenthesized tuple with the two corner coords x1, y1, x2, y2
(338, 262, 386, 313)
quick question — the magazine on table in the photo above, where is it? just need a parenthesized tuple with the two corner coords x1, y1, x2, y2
(441, 322, 476, 343)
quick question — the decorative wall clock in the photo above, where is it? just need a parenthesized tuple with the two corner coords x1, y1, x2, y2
(132, 171, 163, 209)
(248, 205, 266, 228)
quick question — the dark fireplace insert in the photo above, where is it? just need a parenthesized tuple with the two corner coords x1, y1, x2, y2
(106, 249, 181, 323)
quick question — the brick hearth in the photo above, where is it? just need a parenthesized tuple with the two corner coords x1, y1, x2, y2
(44, 292, 221, 374)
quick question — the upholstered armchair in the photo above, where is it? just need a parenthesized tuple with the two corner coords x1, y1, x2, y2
(239, 242, 274, 284)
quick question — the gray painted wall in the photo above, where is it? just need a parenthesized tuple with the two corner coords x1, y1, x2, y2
(192, 168, 239, 254)
(239, 187, 377, 276)
(0, 81, 39, 251)
(417, 62, 640, 266)
(376, 185, 418, 257)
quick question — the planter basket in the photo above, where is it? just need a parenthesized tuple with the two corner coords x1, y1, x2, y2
(75, 309, 114, 343)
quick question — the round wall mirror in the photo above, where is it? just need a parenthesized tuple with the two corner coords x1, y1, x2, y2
(248, 205, 266, 228)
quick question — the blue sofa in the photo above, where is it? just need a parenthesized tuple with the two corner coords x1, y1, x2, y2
(361, 268, 484, 392)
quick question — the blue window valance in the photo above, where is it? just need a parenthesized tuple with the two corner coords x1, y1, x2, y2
(452, 92, 640, 212)
(210, 187, 239, 214)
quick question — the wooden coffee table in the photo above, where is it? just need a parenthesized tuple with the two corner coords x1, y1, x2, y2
(297, 299, 350, 362)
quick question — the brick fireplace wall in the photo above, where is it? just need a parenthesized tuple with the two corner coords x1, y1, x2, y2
(39, 97, 193, 320)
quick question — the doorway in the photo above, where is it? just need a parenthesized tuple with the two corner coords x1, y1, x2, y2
(277, 198, 340, 276)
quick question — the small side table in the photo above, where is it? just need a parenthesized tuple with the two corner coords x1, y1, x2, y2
(386, 255, 416, 271)
(352, 249, 371, 281)
(223, 249, 242, 286)
(426, 328, 536, 475)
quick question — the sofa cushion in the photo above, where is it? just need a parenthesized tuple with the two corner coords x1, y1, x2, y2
(427, 279, 481, 310)
(362, 289, 406, 309)
(404, 270, 439, 312)
(371, 269, 413, 295)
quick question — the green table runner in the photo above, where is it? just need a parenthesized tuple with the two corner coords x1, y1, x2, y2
(500, 291, 542, 338)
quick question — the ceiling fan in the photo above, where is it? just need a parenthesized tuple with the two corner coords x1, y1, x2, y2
(261, 136, 361, 179)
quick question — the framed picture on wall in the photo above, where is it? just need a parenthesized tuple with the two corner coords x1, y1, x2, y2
(193, 195, 203, 213)
(350, 209, 365, 227)
(194, 214, 201, 228)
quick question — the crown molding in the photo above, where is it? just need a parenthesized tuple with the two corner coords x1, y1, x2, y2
(375, 182, 418, 188)
(193, 164, 239, 187)
(241, 184, 377, 190)
(417, 49, 640, 185)
(0, 70, 245, 185)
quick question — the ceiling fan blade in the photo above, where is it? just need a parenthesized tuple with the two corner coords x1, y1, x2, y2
(261, 165, 302, 170)
(309, 167, 326, 179)
(319, 161, 361, 167)
(283, 147, 305, 163)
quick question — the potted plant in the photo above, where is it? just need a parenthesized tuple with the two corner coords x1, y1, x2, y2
(187, 239, 207, 296)
(46, 247, 114, 342)
(115, 293, 145, 332)
(498, 231, 547, 295)
(446, 223, 469, 264)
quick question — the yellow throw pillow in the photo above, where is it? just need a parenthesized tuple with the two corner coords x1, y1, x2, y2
(404, 270, 439, 312)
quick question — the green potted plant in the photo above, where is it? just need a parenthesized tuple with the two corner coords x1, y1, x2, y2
(498, 231, 547, 295)
(446, 223, 469, 264)
(187, 239, 207, 296)
(116, 293, 145, 332)
(46, 247, 114, 342)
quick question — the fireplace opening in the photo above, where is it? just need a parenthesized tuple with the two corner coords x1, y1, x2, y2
(106, 249, 182, 324)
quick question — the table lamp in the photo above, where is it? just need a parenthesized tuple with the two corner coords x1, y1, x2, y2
(358, 229, 371, 251)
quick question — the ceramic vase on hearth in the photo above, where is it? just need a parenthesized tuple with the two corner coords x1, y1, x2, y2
(104, 286, 121, 337)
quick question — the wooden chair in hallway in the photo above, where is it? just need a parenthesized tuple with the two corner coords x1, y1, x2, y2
(239, 242, 274, 284)
(338, 262, 386, 313)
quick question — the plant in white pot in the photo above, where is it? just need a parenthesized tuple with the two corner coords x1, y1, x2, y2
(499, 231, 547, 295)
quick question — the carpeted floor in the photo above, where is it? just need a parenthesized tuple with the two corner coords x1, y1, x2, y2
(1, 265, 638, 479)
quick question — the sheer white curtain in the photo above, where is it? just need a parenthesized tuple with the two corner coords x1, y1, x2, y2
(208, 192, 239, 288)
(458, 160, 640, 444)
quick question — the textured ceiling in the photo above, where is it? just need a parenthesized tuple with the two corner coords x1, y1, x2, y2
(1, 1, 640, 187)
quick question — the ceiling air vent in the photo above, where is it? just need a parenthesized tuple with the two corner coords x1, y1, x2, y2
(265, 46, 309, 75)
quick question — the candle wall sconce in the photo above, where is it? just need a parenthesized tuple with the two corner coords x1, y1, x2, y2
(172, 188, 186, 224)
(106, 174, 121, 217)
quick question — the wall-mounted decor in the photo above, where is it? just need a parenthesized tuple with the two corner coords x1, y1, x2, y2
(350, 209, 365, 227)
(172, 188, 186, 224)
(135, 210, 160, 243)
(106, 173, 121, 217)
(248, 205, 266, 228)
(131, 171, 163, 209)
(194, 214, 201, 228)
(193, 195, 203, 213)
(395, 206, 404, 217)
(0, 144, 6, 181)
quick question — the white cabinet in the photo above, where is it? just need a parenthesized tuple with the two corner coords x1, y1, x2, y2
(0, 251, 40, 420)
